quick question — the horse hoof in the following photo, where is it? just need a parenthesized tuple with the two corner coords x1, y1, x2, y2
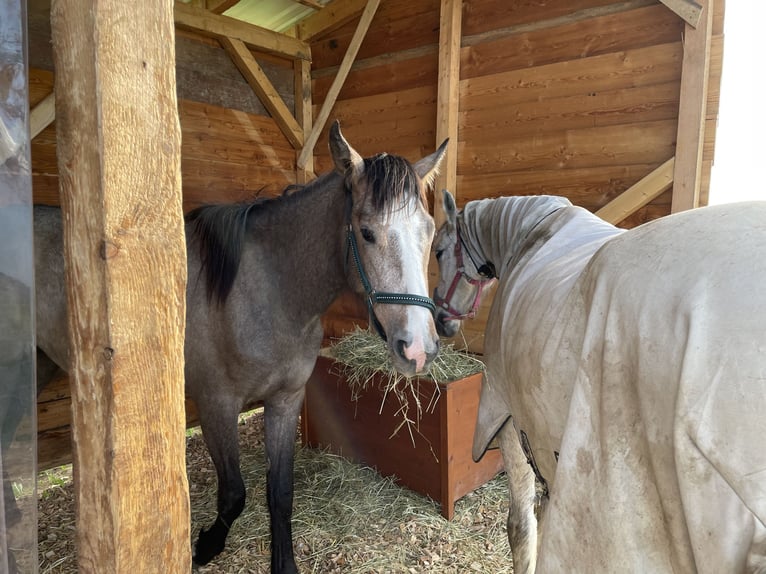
(193, 527, 226, 566)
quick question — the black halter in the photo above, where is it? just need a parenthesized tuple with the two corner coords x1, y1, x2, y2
(344, 190, 436, 341)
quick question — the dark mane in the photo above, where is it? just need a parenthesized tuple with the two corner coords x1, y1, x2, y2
(186, 155, 425, 306)
(186, 200, 264, 305)
(363, 153, 428, 212)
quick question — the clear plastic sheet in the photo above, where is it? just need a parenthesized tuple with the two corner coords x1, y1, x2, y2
(0, 0, 38, 572)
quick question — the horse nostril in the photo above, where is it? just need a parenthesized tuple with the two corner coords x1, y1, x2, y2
(396, 338, 408, 360)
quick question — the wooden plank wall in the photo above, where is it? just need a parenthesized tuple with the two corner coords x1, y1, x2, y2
(31, 73, 296, 211)
(309, 0, 724, 353)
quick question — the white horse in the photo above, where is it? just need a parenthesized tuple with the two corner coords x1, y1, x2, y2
(432, 190, 766, 573)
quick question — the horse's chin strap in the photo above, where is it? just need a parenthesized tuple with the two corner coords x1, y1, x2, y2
(434, 221, 496, 321)
(343, 189, 436, 341)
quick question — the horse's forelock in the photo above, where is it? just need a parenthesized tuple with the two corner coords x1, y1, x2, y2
(363, 154, 428, 214)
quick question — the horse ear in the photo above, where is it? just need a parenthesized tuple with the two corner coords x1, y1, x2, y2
(413, 139, 449, 190)
(442, 189, 457, 233)
(329, 120, 364, 180)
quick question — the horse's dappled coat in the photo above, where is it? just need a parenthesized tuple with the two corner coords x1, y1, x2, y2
(437, 194, 766, 573)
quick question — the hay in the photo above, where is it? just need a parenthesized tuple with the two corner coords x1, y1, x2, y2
(327, 327, 486, 439)
(35, 410, 512, 573)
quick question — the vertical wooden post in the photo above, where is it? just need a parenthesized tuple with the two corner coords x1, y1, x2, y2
(670, 0, 713, 213)
(434, 0, 462, 226)
(295, 58, 314, 183)
(50, 1, 190, 572)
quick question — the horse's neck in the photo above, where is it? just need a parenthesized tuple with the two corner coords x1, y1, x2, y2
(243, 173, 348, 315)
(464, 196, 623, 281)
(462, 196, 573, 275)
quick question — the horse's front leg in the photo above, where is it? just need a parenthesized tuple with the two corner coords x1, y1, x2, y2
(264, 390, 304, 574)
(499, 420, 539, 574)
(194, 401, 246, 565)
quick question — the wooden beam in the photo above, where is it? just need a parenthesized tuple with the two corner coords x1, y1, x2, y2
(671, 0, 712, 213)
(294, 57, 315, 183)
(297, 0, 367, 41)
(434, 0, 462, 227)
(296, 0, 379, 171)
(174, 2, 311, 61)
(596, 157, 675, 224)
(206, 0, 239, 14)
(50, 0, 190, 571)
(220, 37, 304, 149)
(658, 0, 702, 27)
(31, 91, 55, 139)
(294, 0, 324, 10)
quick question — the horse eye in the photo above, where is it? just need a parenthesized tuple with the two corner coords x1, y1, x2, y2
(435, 249, 444, 261)
(360, 227, 375, 243)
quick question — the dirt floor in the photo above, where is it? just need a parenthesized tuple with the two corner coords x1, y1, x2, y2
(34, 411, 514, 573)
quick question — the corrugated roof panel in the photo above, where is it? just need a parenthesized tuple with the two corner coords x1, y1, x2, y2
(224, 0, 315, 33)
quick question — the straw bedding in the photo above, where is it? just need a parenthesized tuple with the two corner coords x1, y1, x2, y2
(35, 409, 512, 573)
(35, 333, 511, 572)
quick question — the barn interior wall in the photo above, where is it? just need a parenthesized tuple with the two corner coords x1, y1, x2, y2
(27, 1, 724, 466)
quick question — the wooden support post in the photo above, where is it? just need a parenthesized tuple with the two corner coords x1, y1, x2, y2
(296, 0, 380, 171)
(50, 0, 190, 572)
(434, 0, 462, 227)
(671, 0, 713, 213)
(294, 58, 315, 183)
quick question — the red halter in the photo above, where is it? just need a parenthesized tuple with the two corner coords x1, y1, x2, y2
(434, 225, 495, 321)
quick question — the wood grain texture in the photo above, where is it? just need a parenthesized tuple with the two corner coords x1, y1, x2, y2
(596, 157, 675, 224)
(671, 0, 713, 212)
(434, 0, 462, 211)
(309, 0, 439, 69)
(302, 356, 504, 519)
(50, 0, 190, 571)
(460, 3, 681, 80)
(461, 0, 620, 37)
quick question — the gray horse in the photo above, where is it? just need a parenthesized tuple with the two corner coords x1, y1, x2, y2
(30, 122, 447, 573)
(432, 190, 766, 573)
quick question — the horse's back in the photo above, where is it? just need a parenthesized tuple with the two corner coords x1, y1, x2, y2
(538, 202, 766, 573)
(33, 206, 69, 370)
(475, 205, 621, 463)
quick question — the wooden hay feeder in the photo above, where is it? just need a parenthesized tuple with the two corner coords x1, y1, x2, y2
(301, 337, 503, 520)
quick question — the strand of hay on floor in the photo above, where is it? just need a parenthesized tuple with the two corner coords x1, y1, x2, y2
(36, 411, 512, 573)
(327, 327, 486, 438)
